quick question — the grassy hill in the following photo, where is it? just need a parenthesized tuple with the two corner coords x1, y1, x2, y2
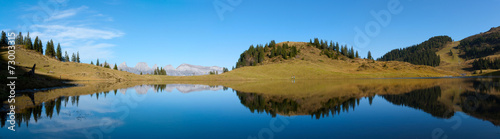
(378, 36, 452, 67)
(433, 26, 500, 75)
(222, 41, 458, 79)
(435, 41, 470, 74)
(458, 26, 500, 60)
(0, 41, 459, 93)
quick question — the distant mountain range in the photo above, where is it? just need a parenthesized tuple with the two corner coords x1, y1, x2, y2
(118, 84, 224, 94)
(118, 62, 224, 76)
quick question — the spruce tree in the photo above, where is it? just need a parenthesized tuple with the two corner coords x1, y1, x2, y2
(0, 31, 7, 46)
(355, 51, 359, 58)
(367, 51, 373, 60)
(96, 59, 100, 66)
(76, 51, 80, 63)
(335, 42, 339, 53)
(45, 41, 53, 57)
(16, 32, 23, 45)
(64, 51, 70, 62)
(49, 40, 55, 57)
(34, 36, 39, 51)
(91, 61, 94, 65)
(37, 39, 43, 54)
(71, 53, 76, 62)
(113, 63, 118, 70)
(56, 43, 62, 61)
(25, 32, 32, 49)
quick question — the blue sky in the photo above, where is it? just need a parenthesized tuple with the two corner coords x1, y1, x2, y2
(1, 0, 499, 68)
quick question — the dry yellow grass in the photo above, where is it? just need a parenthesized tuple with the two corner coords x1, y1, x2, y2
(436, 41, 470, 74)
(1, 42, 460, 85)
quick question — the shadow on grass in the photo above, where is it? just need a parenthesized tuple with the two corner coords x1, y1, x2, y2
(0, 46, 73, 102)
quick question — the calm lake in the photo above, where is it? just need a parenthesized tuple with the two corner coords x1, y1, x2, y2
(1, 78, 500, 138)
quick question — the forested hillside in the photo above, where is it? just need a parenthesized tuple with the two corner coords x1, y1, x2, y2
(458, 26, 500, 60)
(235, 39, 363, 68)
(377, 36, 453, 67)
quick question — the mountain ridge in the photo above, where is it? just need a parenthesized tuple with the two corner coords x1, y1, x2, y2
(118, 62, 224, 76)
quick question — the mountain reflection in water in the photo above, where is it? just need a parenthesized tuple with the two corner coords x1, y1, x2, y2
(1, 78, 499, 138)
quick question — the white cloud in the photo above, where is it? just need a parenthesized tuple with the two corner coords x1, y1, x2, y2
(19, 4, 123, 61)
(45, 6, 88, 21)
(29, 25, 123, 60)
(31, 25, 123, 40)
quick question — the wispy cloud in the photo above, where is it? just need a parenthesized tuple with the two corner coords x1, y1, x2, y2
(31, 25, 123, 40)
(19, 3, 124, 61)
(45, 6, 88, 21)
(30, 25, 123, 60)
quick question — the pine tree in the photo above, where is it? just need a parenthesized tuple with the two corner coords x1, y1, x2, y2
(25, 32, 32, 49)
(96, 59, 100, 66)
(49, 40, 55, 57)
(64, 51, 70, 62)
(16, 32, 23, 45)
(91, 61, 94, 65)
(34, 36, 39, 51)
(113, 63, 118, 70)
(335, 42, 339, 53)
(355, 51, 359, 58)
(367, 51, 373, 60)
(56, 43, 62, 61)
(0, 31, 7, 46)
(71, 53, 76, 62)
(349, 46, 355, 59)
(45, 41, 54, 57)
(37, 39, 43, 54)
(76, 51, 80, 63)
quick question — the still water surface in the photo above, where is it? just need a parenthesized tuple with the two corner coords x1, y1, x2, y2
(1, 78, 500, 138)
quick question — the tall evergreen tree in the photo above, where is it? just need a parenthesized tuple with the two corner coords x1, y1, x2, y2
(0, 31, 7, 46)
(56, 43, 62, 61)
(49, 40, 55, 57)
(367, 51, 373, 60)
(25, 32, 32, 49)
(355, 51, 359, 58)
(96, 59, 100, 66)
(33, 36, 39, 51)
(76, 51, 80, 63)
(113, 63, 118, 70)
(71, 53, 76, 62)
(64, 51, 70, 62)
(350, 46, 355, 58)
(45, 40, 55, 57)
(37, 39, 43, 54)
(16, 32, 23, 45)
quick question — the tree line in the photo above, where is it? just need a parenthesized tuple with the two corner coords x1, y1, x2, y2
(235, 39, 372, 69)
(377, 36, 452, 67)
(309, 38, 365, 59)
(153, 67, 167, 75)
(1, 31, 82, 63)
(471, 57, 500, 70)
(458, 30, 500, 60)
(235, 40, 299, 68)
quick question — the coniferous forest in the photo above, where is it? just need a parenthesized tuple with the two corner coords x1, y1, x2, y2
(377, 36, 452, 67)
(235, 39, 361, 69)
(471, 57, 500, 70)
(458, 28, 500, 60)
(235, 40, 298, 68)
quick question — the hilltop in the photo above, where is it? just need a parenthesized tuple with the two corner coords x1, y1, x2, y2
(435, 26, 500, 74)
(225, 41, 457, 79)
(0, 45, 144, 91)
